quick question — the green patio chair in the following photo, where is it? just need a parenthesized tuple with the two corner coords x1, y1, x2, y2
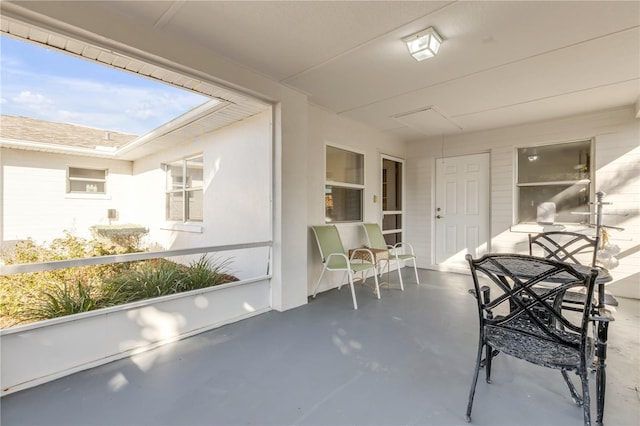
(311, 225, 380, 310)
(362, 223, 419, 290)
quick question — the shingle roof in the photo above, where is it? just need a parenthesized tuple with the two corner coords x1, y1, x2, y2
(0, 115, 138, 149)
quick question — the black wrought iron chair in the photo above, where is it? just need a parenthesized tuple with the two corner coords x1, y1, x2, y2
(465, 253, 612, 426)
(529, 231, 600, 312)
(529, 231, 598, 266)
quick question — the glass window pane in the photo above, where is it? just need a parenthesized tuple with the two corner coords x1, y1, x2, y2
(382, 214, 402, 232)
(382, 159, 402, 211)
(325, 185, 362, 222)
(186, 156, 204, 189)
(166, 192, 184, 221)
(69, 168, 105, 180)
(69, 180, 105, 193)
(518, 183, 590, 223)
(518, 140, 591, 183)
(187, 189, 203, 222)
(166, 162, 184, 191)
(384, 232, 401, 246)
(326, 146, 364, 185)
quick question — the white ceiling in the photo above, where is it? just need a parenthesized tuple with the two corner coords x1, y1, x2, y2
(11, 1, 640, 142)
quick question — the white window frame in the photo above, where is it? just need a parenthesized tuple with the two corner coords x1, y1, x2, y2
(324, 144, 365, 223)
(515, 139, 593, 224)
(67, 167, 107, 194)
(164, 154, 204, 223)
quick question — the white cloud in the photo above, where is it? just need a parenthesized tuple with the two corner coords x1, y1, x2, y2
(2, 61, 209, 135)
(12, 90, 54, 110)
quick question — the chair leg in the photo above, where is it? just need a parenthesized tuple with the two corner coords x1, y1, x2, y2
(466, 338, 484, 423)
(412, 258, 420, 284)
(312, 266, 328, 298)
(561, 370, 582, 406)
(595, 362, 606, 426)
(347, 270, 358, 310)
(579, 371, 592, 426)
(485, 343, 493, 384)
(396, 258, 405, 291)
(372, 266, 381, 299)
(595, 321, 610, 426)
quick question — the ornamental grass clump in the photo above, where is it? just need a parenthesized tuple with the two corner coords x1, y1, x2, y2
(22, 281, 101, 322)
(1, 232, 237, 327)
(181, 255, 237, 291)
(101, 259, 188, 304)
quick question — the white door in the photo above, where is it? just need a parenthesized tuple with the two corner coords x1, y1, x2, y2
(435, 153, 490, 266)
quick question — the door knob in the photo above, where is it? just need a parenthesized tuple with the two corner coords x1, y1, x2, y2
(436, 215, 444, 219)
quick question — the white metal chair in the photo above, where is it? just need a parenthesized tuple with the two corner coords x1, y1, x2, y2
(362, 223, 419, 290)
(311, 225, 380, 310)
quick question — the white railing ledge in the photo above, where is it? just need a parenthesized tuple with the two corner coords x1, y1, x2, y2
(0, 241, 272, 276)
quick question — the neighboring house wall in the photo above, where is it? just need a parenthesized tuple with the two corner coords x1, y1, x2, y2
(130, 111, 272, 281)
(1, 148, 133, 244)
(306, 105, 407, 295)
(406, 106, 640, 299)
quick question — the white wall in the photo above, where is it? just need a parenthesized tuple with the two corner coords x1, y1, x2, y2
(130, 111, 272, 280)
(406, 106, 640, 299)
(307, 106, 407, 295)
(1, 149, 133, 244)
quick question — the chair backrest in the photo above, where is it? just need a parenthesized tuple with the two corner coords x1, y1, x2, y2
(363, 223, 388, 250)
(312, 225, 348, 269)
(529, 231, 599, 267)
(466, 253, 598, 349)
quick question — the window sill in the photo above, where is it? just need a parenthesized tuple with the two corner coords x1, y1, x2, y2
(161, 223, 203, 233)
(65, 194, 111, 200)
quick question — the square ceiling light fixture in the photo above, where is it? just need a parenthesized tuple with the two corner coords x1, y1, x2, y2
(403, 27, 443, 61)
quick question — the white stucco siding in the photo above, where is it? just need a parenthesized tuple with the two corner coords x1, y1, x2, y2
(1, 148, 133, 244)
(406, 106, 640, 299)
(129, 111, 272, 280)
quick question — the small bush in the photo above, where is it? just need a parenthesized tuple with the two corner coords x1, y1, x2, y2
(182, 255, 237, 291)
(1, 231, 237, 327)
(89, 225, 148, 251)
(102, 259, 188, 304)
(21, 281, 100, 323)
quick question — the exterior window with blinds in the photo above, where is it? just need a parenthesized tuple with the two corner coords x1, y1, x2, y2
(165, 155, 204, 222)
(67, 167, 107, 194)
(517, 140, 592, 223)
(325, 145, 364, 222)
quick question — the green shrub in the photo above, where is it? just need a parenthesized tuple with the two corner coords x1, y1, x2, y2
(21, 281, 100, 322)
(89, 225, 148, 251)
(182, 255, 237, 291)
(1, 233, 237, 327)
(102, 259, 187, 304)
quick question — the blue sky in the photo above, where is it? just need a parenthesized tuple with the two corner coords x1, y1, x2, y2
(0, 35, 210, 136)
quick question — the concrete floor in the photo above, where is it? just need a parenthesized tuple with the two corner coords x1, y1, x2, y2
(1, 269, 638, 426)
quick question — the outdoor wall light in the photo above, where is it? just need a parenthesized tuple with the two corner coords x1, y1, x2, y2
(403, 27, 443, 61)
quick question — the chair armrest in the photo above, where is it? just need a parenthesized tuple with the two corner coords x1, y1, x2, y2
(392, 242, 415, 255)
(325, 252, 350, 265)
(590, 307, 615, 323)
